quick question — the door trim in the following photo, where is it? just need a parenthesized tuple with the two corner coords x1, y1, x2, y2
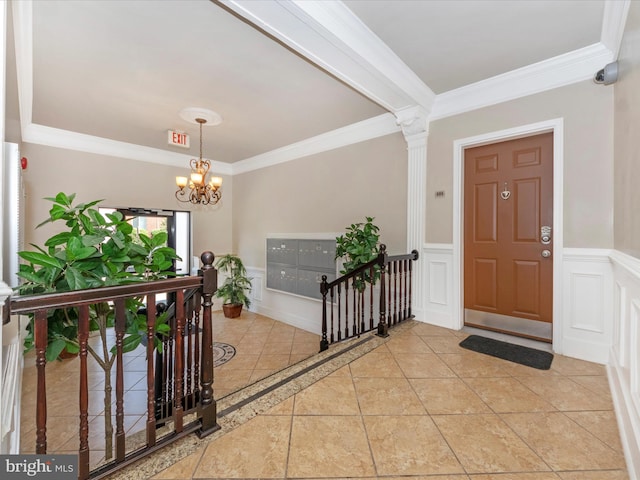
(452, 118, 564, 354)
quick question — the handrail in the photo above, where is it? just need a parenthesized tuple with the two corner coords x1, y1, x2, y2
(10, 276, 203, 313)
(320, 244, 419, 351)
(10, 251, 219, 480)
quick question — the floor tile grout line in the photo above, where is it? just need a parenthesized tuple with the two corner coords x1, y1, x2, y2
(418, 341, 469, 476)
(283, 394, 296, 479)
(350, 361, 380, 479)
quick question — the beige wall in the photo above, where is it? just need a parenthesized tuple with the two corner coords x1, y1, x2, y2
(232, 133, 408, 268)
(614, 1, 640, 259)
(19, 143, 233, 264)
(427, 80, 614, 247)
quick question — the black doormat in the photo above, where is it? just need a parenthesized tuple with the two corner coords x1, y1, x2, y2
(459, 335, 553, 370)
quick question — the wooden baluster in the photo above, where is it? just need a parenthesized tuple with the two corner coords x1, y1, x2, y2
(34, 308, 47, 454)
(387, 260, 392, 326)
(402, 259, 408, 319)
(194, 291, 201, 399)
(114, 300, 126, 461)
(396, 260, 401, 320)
(359, 274, 365, 334)
(394, 261, 399, 325)
(174, 289, 185, 432)
(320, 275, 329, 352)
(337, 283, 342, 341)
(393, 261, 402, 323)
(377, 245, 389, 338)
(186, 293, 193, 408)
(78, 305, 90, 480)
(369, 266, 374, 330)
(352, 277, 357, 337)
(198, 251, 220, 437)
(146, 295, 157, 447)
(329, 286, 335, 344)
(167, 314, 174, 417)
(161, 335, 168, 419)
(409, 250, 418, 318)
(344, 281, 350, 338)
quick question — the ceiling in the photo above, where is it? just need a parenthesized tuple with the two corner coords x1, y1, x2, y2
(9, 0, 628, 174)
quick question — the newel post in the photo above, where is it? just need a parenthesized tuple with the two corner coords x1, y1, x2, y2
(197, 251, 220, 437)
(320, 275, 329, 352)
(377, 244, 389, 338)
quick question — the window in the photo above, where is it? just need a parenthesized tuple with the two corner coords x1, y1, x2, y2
(99, 207, 191, 275)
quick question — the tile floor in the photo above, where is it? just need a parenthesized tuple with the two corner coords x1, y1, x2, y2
(19, 311, 321, 466)
(149, 321, 630, 480)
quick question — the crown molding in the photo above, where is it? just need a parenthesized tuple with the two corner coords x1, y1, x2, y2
(219, 0, 434, 113)
(22, 123, 233, 174)
(601, 0, 631, 58)
(430, 42, 614, 120)
(12, 0, 630, 176)
(231, 113, 400, 175)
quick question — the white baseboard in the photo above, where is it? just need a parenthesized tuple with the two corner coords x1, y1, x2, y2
(608, 356, 640, 480)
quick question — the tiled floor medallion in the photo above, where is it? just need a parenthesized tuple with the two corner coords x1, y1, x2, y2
(213, 342, 236, 367)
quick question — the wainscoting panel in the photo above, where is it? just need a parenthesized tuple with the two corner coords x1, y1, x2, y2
(609, 250, 640, 479)
(422, 244, 455, 328)
(561, 249, 613, 364)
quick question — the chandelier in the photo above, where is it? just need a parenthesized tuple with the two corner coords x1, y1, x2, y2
(175, 114, 223, 206)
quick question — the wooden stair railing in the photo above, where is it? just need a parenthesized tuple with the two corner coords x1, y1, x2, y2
(320, 245, 419, 351)
(152, 286, 201, 424)
(10, 251, 219, 480)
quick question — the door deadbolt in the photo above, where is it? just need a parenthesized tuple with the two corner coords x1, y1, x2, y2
(541, 226, 552, 245)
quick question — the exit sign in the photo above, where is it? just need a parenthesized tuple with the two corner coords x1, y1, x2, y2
(168, 130, 190, 148)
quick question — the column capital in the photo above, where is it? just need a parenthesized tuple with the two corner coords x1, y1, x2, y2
(395, 105, 430, 141)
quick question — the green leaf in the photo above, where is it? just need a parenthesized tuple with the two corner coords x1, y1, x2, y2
(57, 192, 75, 206)
(82, 234, 107, 247)
(151, 231, 168, 247)
(46, 338, 67, 362)
(119, 334, 142, 354)
(66, 237, 98, 261)
(44, 232, 73, 247)
(18, 251, 64, 269)
(64, 266, 88, 290)
(86, 208, 106, 226)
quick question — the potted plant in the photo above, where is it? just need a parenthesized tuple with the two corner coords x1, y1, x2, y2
(15, 192, 179, 460)
(335, 216, 381, 290)
(214, 254, 252, 318)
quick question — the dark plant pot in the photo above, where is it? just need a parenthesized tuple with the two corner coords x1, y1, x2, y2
(58, 347, 78, 360)
(222, 303, 243, 318)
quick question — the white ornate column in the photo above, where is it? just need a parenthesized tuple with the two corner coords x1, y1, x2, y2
(395, 107, 429, 318)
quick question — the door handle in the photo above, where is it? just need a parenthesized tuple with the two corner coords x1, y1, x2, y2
(541, 249, 551, 258)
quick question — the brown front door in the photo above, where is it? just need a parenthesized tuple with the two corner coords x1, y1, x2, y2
(464, 132, 553, 341)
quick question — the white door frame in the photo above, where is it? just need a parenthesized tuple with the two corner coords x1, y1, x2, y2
(452, 118, 564, 353)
